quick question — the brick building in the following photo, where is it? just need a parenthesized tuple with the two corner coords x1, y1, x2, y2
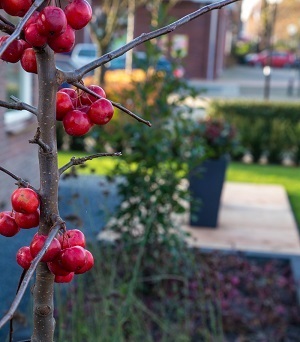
(134, 0, 241, 79)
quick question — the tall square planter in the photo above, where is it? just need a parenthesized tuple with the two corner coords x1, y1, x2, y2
(189, 155, 228, 228)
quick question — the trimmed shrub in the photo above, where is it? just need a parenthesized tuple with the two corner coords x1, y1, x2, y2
(207, 100, 300, 164)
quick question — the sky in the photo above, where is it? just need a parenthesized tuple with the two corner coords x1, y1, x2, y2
(241, 0, 261, 21)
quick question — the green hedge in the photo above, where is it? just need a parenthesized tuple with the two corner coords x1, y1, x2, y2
(207, 100, 300, 164)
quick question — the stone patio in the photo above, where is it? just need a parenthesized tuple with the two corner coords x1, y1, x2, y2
(185, 182, 300, 256)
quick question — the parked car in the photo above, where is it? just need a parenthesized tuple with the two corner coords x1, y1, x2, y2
(69, 43, 184, 77)
(245, 50, 296, 68)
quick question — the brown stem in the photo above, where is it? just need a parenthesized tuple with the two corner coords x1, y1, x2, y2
(0, 221, 63, 330)
(0, 97, 37, 115)
(31, 46, 59, 342)
(59, 152, 122, 176)
(64, 0, 241, 81)
(0, 165, 38, 191)
(72, 82, 152, 127)
(29, 127, 52, 153)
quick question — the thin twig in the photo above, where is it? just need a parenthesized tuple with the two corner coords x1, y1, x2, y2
(29, 127, 52, 153)
(59, 152, 122, 176)
(0, 97, 37, 116)
(9, 270, 26, 342)
(72, 81, 152, 127)
(64, 0, 241, 81)
(0, 0, 46, 58)
(0, 165, 38, 192)
(10, 96, 38, 116)
(0, 15, 15, 28)
(0, 218, 65, 329)
(0, 22, 14, 35)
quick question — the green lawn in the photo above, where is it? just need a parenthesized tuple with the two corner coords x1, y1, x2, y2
(227, 162, 300, 228)
(58, 151, 300, 227)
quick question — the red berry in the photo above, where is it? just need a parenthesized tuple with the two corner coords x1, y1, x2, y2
(47, 25, 75, 53)
(87, 98, 114, 125)
(0, 211, 20, 237)
(58, 88, 77, 105)
(37, 6, 67, 37)
(21, 48, 38, 74)
(54, 272, 74, 283)
(0, 36, 25, 63)
(58, 229, 86, 249)
(60, 246, 86, 272)
(30, 233, 61, 262)
(56, 92, 74, 121)
(80, 85, 106, 105)
(75, 250, 94, 274)
(24, 11, 40, 30)
(16, 246, 33, 269)
(63, 109, 93, 136)
(47, 260, 70, 276)
(64, 0, 92, 30)
(11, 188, 39, 214)
(2, 0, 33, 17)
(15, 210, 39, 229)
(24, 23, 47, 48)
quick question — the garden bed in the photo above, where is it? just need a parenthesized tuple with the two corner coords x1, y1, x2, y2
(55, 241, 300, 341)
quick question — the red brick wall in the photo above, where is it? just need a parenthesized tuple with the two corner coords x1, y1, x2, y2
(134, 1, 228, 79)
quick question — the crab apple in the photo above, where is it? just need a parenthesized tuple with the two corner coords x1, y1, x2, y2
(54, 272, 74, 283)
(87, 98, 114, 125)
(30, 233, 61, 262)
(21, 48, 38, 74)
(58, 229, 86, 249)
(0, 36, 25, 63)
(0, 211, 20, 237)
(47, 260, 71, 276)
(37, 6, 67, 37)
(15, 210, 39, 229)
(63, 109, 93, 136)
(76, 105, 89, 113)
(47, 25, 75, 53)
(58, 87, 77, 104)
(60, 246, 86, 272)
(56, 91, 74, 121)
(80, 85, 106, 105)
(16, 246, 33, 269)
(11, 188, 39, 214)
(24, 11, 40, 30)
(75, 250, 94, 274)
(24, 23, 48, 48)
(2, 0, 33, 17)
(64, 0, 92, 30)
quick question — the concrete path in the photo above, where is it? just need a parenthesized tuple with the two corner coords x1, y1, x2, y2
(185, 182, 300, 256)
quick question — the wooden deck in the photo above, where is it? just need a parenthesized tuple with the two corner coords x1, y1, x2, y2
(184, 182, 300, 256)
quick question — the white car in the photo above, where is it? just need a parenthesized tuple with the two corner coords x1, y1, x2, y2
(70, 43, 98, 69)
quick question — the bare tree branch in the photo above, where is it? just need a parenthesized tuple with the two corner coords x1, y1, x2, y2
(0, 15, 15, 28)
(64, 0, 241, 81)
(59, 152, 122, 176)
(0, 165, 38, 192)
(0, 97, 37, 115)
(29, 127, 52, 153)
(0, 217, 65, 329)
(72, 81, 152, 127)
(0, 0, 46, 58)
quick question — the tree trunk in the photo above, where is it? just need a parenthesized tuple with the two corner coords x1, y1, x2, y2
(31, 46, 59, 342)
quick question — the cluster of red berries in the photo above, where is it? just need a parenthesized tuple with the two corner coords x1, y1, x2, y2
(17, 228, 94, 283)
(0, 187, 94, 283)
(0, 0, 92, 73)
(57, 85, 114, 137)
(0, 188, 40, 237)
